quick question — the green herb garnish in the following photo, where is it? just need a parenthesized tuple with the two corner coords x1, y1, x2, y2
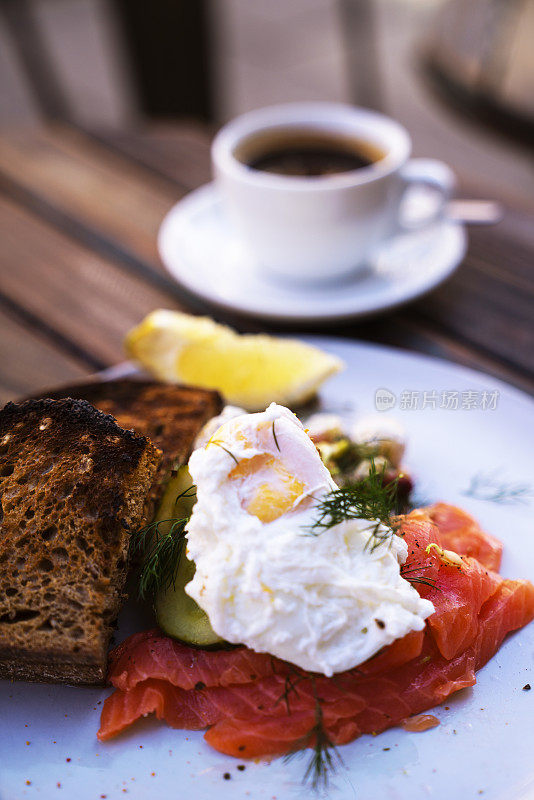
(401, 574, 438, 590)
(273, 660, 306, 715)
(284, 678, 345, 791)
(463, 471, 533, 505)
(130, 484, 195, 600)
(207, 439, 240, 465)
(130, 517, 189, 600)
(272, 419, 281, 452)
(284, 456, 401, 791)
(309, 460, 399, 553)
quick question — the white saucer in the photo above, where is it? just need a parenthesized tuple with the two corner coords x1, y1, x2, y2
(158, 183, 467, 323)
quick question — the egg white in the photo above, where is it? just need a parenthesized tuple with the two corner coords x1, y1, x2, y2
(185, 403, 434, 676)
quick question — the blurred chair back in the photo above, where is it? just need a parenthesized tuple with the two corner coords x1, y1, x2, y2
(1, 0, 71, 121)
(338, 0, 384, 111)
(423, 0, 534, 145)
(111, 0, 213, 121)
(0, 0, 214, 126)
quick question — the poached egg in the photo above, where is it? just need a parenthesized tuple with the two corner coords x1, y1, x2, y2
(185, 403, 434, 676)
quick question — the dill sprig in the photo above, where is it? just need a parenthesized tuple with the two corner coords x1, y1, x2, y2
(130, 483, 196, 600)
(272, 419, 281, 452)
(273, 662, 306, 714)
(309, 460, 399, 550)
(463, 470, 533, 505)
(207, 439, 239, 465)
(312, 460, 398, 529)
(284, 678, 344, 792)
(130, 517, 189, 600)
(402, 574, 438, 590)
(400, 558, 439, 591)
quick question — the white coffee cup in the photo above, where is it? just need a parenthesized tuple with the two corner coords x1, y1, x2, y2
(211, 102, 455, 283)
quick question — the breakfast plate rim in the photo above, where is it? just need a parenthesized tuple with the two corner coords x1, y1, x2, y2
(2, 337, 534, 800)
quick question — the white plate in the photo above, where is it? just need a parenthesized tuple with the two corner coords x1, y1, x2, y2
(2, 339, 534, 800)
(157, 183, 468, 323)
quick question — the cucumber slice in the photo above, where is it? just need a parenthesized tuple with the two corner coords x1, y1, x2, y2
(155, 465, 196, 532)
(156, 554, 225, 648)
(153, 465, 224, 647)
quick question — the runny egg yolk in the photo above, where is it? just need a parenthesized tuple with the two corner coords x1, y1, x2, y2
(229, 454, 305, 523)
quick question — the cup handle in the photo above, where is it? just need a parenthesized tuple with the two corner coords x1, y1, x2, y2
(396, 158, 456, 232)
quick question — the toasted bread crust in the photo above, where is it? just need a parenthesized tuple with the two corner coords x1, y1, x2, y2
(0, 658, 104, 685)
(0, 398, 161, 685)
(37, 380, 223, 512)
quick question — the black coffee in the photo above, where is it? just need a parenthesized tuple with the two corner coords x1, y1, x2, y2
(237, 129, 385, 177)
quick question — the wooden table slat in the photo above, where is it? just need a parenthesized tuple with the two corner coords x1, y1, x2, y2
(0, 126, 179, 272)
(87, 122, 214, 191)
(0, 194, 186, 367)
(0, 306, 89, 404)
(333, 315, 534, 397)
(0, 123, 532, 399)
(419, 267, 533, 375)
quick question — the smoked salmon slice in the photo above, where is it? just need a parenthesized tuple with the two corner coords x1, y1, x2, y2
(99, 576, 534, 753)
(425, 503, 503, 571)
(108, 628, 287, 693)
(425, 557, 501, 659)
(107, 625, 426, 697)
(203, 636, 478, 757)
(98, 512, 534, 760)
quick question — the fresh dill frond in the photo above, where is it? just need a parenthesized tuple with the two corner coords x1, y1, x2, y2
(177, 484, 197, 500)
(129, 479, 197, 599)
(309, 460, 399, 547)
(403, 575, 438, 590)
(302, 718, 342, 792)
(277, 672, 306, 715)
(207, 439, 239, 465)
(363, 521, 395, 554)
(400, 561, 439, 591)
(284, 679, 344, 791)
(131, 517, 189, 600)
(272, 419, 281, 451)
(399, 563, 433, 575)
(463, 470, 533, 505)
(274, 663, 305, 714)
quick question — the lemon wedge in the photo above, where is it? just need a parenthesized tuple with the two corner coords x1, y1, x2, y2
(125, 310, 344, 410)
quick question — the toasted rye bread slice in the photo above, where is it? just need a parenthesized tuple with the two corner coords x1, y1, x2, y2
(0, 398, 161, 685)
(37, 380, 223, 513)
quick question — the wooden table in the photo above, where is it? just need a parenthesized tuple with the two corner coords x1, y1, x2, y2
(0, 122, 533, 404)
